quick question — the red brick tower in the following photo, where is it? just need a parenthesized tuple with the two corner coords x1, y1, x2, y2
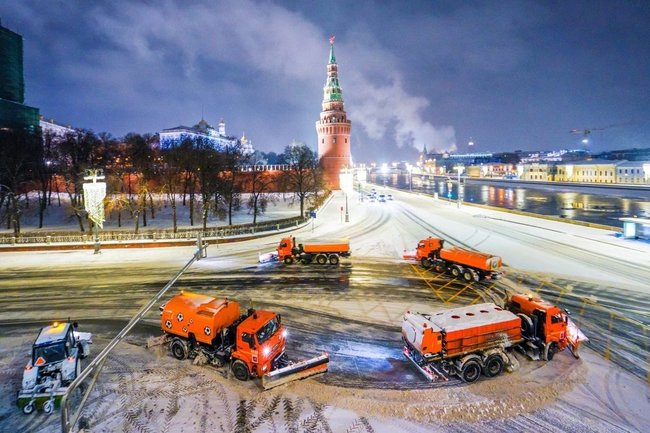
(316, 36, 351, 190)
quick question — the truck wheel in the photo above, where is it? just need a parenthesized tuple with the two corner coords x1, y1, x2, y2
(450, 266, 461, 278)
(462, 269, 474, 282)
(483, 355, 504, 377)
(471, 270, 480, 282)
(329, 255, 339, 265)
(434, 263, 444, 273)
(43, 400, 54, 414)
(22, 402, 35, 415)
(170, 338, 188, 360)
(231, 359, 249, 381)
(284, 256, 294, 265)
(518, 314, 534, 337)
(543, 342, 558, 361)
(316, 254, 327, 265)
(420, 258, 431, 269)
(460, 360, 481, 383)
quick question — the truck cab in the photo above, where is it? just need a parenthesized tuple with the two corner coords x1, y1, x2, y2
(277, 236, 296, 264)
(415, 237, 444, 263)
(231, 311, 287, 380)
(508, 294, 569, 360)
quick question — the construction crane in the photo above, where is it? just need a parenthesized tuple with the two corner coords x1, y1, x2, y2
(570, 122, 632, 144)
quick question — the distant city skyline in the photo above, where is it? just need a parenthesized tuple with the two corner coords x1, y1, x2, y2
(1, 0, 649, 162)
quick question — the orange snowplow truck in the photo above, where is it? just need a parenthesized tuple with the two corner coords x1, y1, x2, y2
(160, 291, 329, 389)
(412, 237, 502, 281)
(276, 236, 350, 265)
(402, 294, 586, 383)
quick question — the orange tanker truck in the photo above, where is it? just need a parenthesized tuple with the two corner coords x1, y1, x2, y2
(159, 291, 329, 389)
(260, 236, 351, 265)
(402, 294, 586, 383)
(404, 237, 502, 281)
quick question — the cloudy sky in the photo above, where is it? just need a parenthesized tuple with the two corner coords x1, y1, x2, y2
(1, 0, 649, 162)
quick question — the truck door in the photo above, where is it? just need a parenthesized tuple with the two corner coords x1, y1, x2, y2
(239, 332, 256, 365)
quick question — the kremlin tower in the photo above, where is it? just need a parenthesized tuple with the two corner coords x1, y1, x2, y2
(316, 36, 351, 190)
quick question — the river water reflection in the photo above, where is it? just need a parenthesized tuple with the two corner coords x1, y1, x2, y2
(370, 174, 650, 229)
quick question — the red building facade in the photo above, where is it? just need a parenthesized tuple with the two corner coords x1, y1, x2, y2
(316, 36, 351, 190)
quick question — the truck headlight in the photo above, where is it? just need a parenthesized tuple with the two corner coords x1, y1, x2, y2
(282, 329, 288, 338)
(263, 347, 271, 357)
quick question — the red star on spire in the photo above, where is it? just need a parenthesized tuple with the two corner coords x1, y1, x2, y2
(329, 35, 335, 45)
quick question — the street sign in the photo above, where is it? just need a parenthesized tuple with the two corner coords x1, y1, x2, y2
(310, 211, 317, 219)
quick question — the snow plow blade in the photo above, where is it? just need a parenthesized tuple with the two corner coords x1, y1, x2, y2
(402, 249, 417, 260)
(258, 251, 278, 264)
(262, 353, 329, 390)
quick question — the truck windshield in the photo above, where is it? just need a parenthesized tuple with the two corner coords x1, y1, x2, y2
(256, 318, 279, 345)
(33, 343, 66, 365)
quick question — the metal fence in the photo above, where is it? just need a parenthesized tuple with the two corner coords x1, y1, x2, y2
(0, 216, 307, 246)
(61, 239, 208, 432)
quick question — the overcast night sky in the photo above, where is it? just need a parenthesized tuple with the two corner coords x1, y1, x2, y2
(1, 0, 649, 162)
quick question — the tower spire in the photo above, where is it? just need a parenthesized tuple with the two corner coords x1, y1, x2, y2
(316, 35, 351, 190)
(328, 35, 336, 64)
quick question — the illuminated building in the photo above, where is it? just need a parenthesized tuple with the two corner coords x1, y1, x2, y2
(316, 36, 352, 190)
(160, 118, 251, 153)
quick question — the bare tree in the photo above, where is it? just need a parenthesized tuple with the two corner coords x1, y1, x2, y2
(218, 141, 245, 226)
(281, 143, 322, 217)
(247, 163, 275, 225)
(58, 130, 102, 232)
(0, 128, 43, 235)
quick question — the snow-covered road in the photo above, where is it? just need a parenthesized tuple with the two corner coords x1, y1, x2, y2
(1, 188, 648, 432)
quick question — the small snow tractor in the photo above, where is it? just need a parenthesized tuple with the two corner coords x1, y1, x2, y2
(17, 321, 92, 414)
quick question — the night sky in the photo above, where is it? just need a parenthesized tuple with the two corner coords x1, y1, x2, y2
(1, 0, 649, 162)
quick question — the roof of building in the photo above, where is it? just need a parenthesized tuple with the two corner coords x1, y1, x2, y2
(559, 159, 620, 166)
(616, 160, 650, 167)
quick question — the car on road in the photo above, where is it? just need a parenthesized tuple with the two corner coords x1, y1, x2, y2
(378, 194, 386, 203)
(387, 194, 393, 200)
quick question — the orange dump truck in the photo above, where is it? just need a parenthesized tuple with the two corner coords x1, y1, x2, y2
(160, 291, 328, 389)
(275, 236, 350, 265)
(409, 237, 502, 281)
(402, 294, 587, 383)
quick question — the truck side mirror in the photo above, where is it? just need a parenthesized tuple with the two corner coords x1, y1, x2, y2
(73, 321, 79, 329)
(276, 314, 281, 324)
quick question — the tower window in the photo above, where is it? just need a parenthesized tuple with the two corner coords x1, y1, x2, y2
(333, 138, 336, 144)
(322, 139, 324, 144)
(345, 138, 348, 143)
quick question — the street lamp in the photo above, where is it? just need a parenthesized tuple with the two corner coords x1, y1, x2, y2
(407, 164, 413, 191)
(339, 168, 354, 223)
(454, 165, 464, 208)
(83, 169, 106, 254)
